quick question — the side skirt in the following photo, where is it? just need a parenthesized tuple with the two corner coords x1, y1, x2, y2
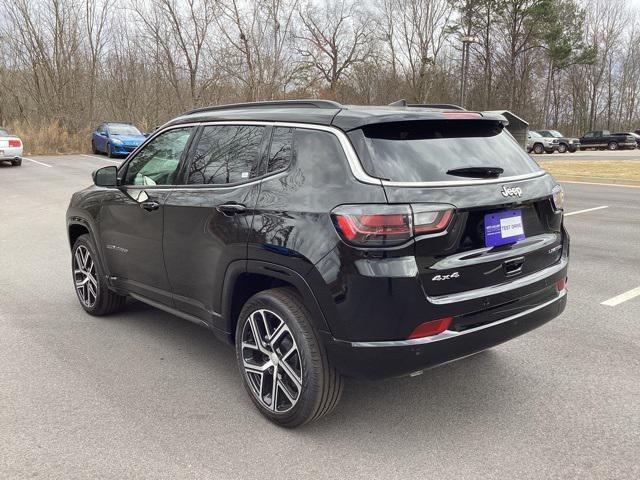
(129, 292, 230, 343)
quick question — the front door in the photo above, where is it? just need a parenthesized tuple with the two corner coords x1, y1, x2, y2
(98, 127, 195, 305)
(163, 124, 268, 328)
(582, 131, 596, 148)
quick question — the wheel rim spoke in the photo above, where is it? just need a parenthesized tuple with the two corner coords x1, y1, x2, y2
(279, 359, 302, 391)
(270, 365, 279, 409)
(277, 380, 297, 404)
(247, 313, 270, 354)
(240, 308, 302, 413)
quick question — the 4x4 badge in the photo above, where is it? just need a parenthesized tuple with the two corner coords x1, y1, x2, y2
(432, 272, 460, 281)
(501, 185, 523, 197)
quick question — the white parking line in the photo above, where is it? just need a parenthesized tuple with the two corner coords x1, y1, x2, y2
(22, 157, 52, 168)
(564, 206, 609, 216)
(80, 154, 122, 164)
(601, 287, 640, 307)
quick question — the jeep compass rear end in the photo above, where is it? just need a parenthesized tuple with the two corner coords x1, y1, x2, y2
(66, 100, 568, 427)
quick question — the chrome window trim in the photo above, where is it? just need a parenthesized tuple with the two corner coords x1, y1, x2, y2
(427, 256, 568, 305)
(142, 121, 382, 188)
(143, 120, 548, 188)
(380, 171, 547, 188)
(350, 289, 566, 348)
(169, 170, 288, 191)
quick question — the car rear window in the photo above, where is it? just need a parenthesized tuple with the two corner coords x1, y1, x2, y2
(350, 120, 541, 183)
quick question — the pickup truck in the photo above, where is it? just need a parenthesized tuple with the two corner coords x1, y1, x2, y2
(579, 130, 636, 150)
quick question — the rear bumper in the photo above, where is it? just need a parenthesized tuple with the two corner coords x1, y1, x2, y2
(323, 289, 566, 379)
(0, 147, 23, 159)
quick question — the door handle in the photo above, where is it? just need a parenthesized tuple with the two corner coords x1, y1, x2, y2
(140, 200, 160, 212)
(216, 203, 247, 216)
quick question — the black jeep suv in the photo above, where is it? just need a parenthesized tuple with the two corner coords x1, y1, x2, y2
(66, 100, 569, 427)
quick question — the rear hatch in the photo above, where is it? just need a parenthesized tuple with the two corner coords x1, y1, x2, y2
(348, 117, 564, 298)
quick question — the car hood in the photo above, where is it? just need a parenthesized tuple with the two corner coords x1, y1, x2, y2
(111, 134, 145, 144)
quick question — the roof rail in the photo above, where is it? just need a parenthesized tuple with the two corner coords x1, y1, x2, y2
(185, 99, 343, 116)
(408, 103, 466, 111)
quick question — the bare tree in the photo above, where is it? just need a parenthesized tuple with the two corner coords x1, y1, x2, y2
(216, 0, 300, 101)
(132, 0, 216, 109)
(295, 0, 373, 97)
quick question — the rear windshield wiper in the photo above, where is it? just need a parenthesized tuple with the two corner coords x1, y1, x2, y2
(446, 166, 504, 178)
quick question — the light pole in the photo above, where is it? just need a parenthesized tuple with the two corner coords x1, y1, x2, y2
(459, 35, 479, 109)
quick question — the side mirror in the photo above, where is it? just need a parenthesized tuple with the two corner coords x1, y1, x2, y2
(93, 166, 118, 187)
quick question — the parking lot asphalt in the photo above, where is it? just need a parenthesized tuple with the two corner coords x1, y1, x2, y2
(1, 154, 639, 480)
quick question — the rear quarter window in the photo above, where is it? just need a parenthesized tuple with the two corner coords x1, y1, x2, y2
(350, 120, 541, 183)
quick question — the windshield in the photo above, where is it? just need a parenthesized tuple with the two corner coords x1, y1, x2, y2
(550, 130, 563, 137)
(351, 120, 541, 183)
(530, 131, 542, 138)
(0, 129, 9, 136)
(109, 124, 142, 136)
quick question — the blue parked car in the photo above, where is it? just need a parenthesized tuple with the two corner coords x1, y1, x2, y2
(91, 122, 146, 158)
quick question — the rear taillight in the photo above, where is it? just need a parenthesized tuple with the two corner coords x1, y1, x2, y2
(412, 206, 453, 234)
(8, 139, 21, 148)
(408, 317, 453, 339)
(551, 185, 564, 211)
(331, 204, 453, 247)
(556, 277, 567, 292)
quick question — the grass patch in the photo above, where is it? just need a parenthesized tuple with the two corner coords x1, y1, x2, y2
(6, 120, 90, 155)
(538, 160, 640, 184)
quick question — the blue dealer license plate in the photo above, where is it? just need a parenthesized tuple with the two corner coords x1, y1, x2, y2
(484, 209, 525, 247)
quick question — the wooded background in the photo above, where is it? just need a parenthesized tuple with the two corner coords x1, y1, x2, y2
(1, 0, 638, 153)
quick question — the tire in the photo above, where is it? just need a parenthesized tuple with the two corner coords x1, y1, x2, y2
(558, 143, 567, 153)
(235, 287, 343, 428)
(92, 141, 99, 154)
(533, 143, 544, 155)
(544, 148, 555, 154)
(11, 158, 22, 166)
(71, 234, 126, 316)
(568, 146, 577, 153)
(608, 141, 618, 151)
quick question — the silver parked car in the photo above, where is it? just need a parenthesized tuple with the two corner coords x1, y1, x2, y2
(536, 130, 581, 153)
(526, 131, 559, 154)
(0, 128, 23, 166)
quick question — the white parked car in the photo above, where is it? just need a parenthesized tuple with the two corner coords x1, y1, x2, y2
(0, 128, 23, 166)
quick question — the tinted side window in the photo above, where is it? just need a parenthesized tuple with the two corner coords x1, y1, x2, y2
(123, 128, 192, 186)
(268, 127, 294, 173)
(187, 125, 265, 185)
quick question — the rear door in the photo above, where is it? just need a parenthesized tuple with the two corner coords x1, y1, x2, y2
(162, 124, 268, 328)
(349, 119, 564, 298)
